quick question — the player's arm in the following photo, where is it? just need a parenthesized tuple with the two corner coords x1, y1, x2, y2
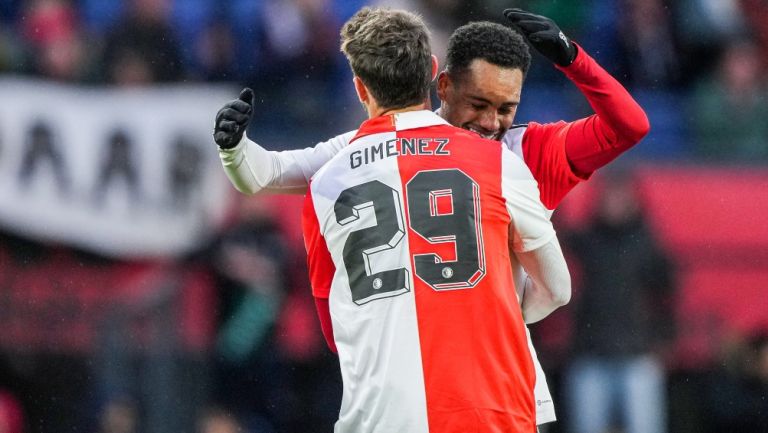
(515, 242, 570, 323)
(504, 9, 650, 177)
(214, 88, 350, 195)
(301, 184, 338, 354)
(508, 204, 564, 324)
(502, 149, 571, 323)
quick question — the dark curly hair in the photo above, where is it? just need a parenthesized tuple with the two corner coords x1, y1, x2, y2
(445, 21, 531, 81)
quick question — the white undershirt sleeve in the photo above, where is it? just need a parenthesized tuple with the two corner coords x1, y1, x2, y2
(501, 146, 572, 324)
(515, 240, 571, 323)
(218, 131, 354, 195)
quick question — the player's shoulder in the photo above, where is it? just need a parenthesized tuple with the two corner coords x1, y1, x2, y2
(501, 138, 537, 182)
(517, 120, 570, 138)
(499, 124, 527, 155)
(316, 129, 357, 151)
(310, 129, 384, 188)
(503, 120, 572, 155)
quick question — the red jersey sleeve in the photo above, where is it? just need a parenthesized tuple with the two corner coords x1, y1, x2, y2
(520, 121, 584, 210)
(302, 190, 335, 299)
(314, 297, 337, 353)
(302, 188, 337, 352)
(518, 44, 650, 209)
(555, 43, 650, 176)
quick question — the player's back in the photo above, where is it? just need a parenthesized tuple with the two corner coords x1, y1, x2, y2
(303, 110, 543, 433)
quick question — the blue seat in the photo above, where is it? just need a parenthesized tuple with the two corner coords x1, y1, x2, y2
(78, 0, 123, 34)
(171, 0, 215, 47)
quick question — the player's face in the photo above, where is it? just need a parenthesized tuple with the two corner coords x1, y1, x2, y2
(437, 59, 523, 141)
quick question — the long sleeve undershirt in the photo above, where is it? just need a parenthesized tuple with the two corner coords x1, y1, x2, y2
(557, 44, 650, 177)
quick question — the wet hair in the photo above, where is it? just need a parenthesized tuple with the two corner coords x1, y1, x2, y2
(445, 21, 531, 82)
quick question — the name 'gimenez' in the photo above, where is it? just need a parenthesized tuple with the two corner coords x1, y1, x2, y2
(350, 138, 451, 169)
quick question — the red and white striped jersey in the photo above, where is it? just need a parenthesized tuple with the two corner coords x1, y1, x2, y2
(302, 110, 556, 433)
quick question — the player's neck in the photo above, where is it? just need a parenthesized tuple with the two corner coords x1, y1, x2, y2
(370, 102, 428, 119)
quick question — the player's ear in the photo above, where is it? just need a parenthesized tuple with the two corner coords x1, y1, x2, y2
(431, 55, 439, 81)
(353, 76, 369, 104)
(436, 70, 450, 101)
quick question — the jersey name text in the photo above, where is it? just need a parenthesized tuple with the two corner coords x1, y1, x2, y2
(350, 138, 450, 169)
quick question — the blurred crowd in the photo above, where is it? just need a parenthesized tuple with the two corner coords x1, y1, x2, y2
(1, 0, 768, 433)
(0, 0, 766, 159)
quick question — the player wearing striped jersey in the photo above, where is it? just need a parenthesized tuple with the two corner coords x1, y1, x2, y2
(213, 9, 649, 427)
(301, 8, 570, 432)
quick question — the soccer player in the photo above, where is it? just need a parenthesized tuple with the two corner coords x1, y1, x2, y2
(213, 8, 649, 427)
(301, 7, 569, 431)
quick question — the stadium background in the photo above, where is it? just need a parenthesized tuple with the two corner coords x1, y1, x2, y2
(0, 0, 767, 432)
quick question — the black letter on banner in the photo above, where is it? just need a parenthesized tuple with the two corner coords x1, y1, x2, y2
(93, 129, 141, 205)
(18, 121, 70, 195)
(168, 135, 203, 209)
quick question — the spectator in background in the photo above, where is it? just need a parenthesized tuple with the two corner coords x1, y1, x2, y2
(0, 0, 20, 21)
(213, 215, 287, 367)
(676, 0, 746, 77)
(564, 172, 675, 433)
(253, 0, 341, 128)
(209, 208, 289, 430)
(705, 331, 768, 433)
(740, 0, 768, 65)
(97, 396, 138, 433)
(18, 0, 94, 81)
(0, 0, 20, 74)
(689, 38, 768, 162)
(209, 202, 338, 432)
(0, 32, 11, 73)
(101, 0, 183, 85)
(372, 0, 465, 64)
(196, 407, 244, 433)
(260, 0, 338, 71)
(193, 19, 237, 82)
(0, 390, 24, 433)
(616, 0, 681, 89)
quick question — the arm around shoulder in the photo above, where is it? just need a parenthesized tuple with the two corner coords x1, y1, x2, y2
(219, 134, 288, 194)
(515, 238, 571, 323)
(213, 87, 350, 195)
(218, 131, 353, 195)
(502, 148, 571, 322)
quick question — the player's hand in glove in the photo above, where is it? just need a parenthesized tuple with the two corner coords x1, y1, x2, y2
(503, 8, 577, 67)
(214, 87, 254, 149)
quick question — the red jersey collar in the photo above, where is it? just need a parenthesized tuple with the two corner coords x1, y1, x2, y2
(350, 110, 449, 144)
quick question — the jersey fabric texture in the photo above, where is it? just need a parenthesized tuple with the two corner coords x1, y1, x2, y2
(302, 110, 556, 433)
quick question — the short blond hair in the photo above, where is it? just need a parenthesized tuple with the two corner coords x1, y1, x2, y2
(340, 7, 432, 110)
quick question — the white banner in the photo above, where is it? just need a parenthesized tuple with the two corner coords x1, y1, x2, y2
(0, 78, 237, 258)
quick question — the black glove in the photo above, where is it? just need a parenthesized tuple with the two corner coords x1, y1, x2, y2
(503, 8, 577, 67)
(213, 88, 254, 149)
